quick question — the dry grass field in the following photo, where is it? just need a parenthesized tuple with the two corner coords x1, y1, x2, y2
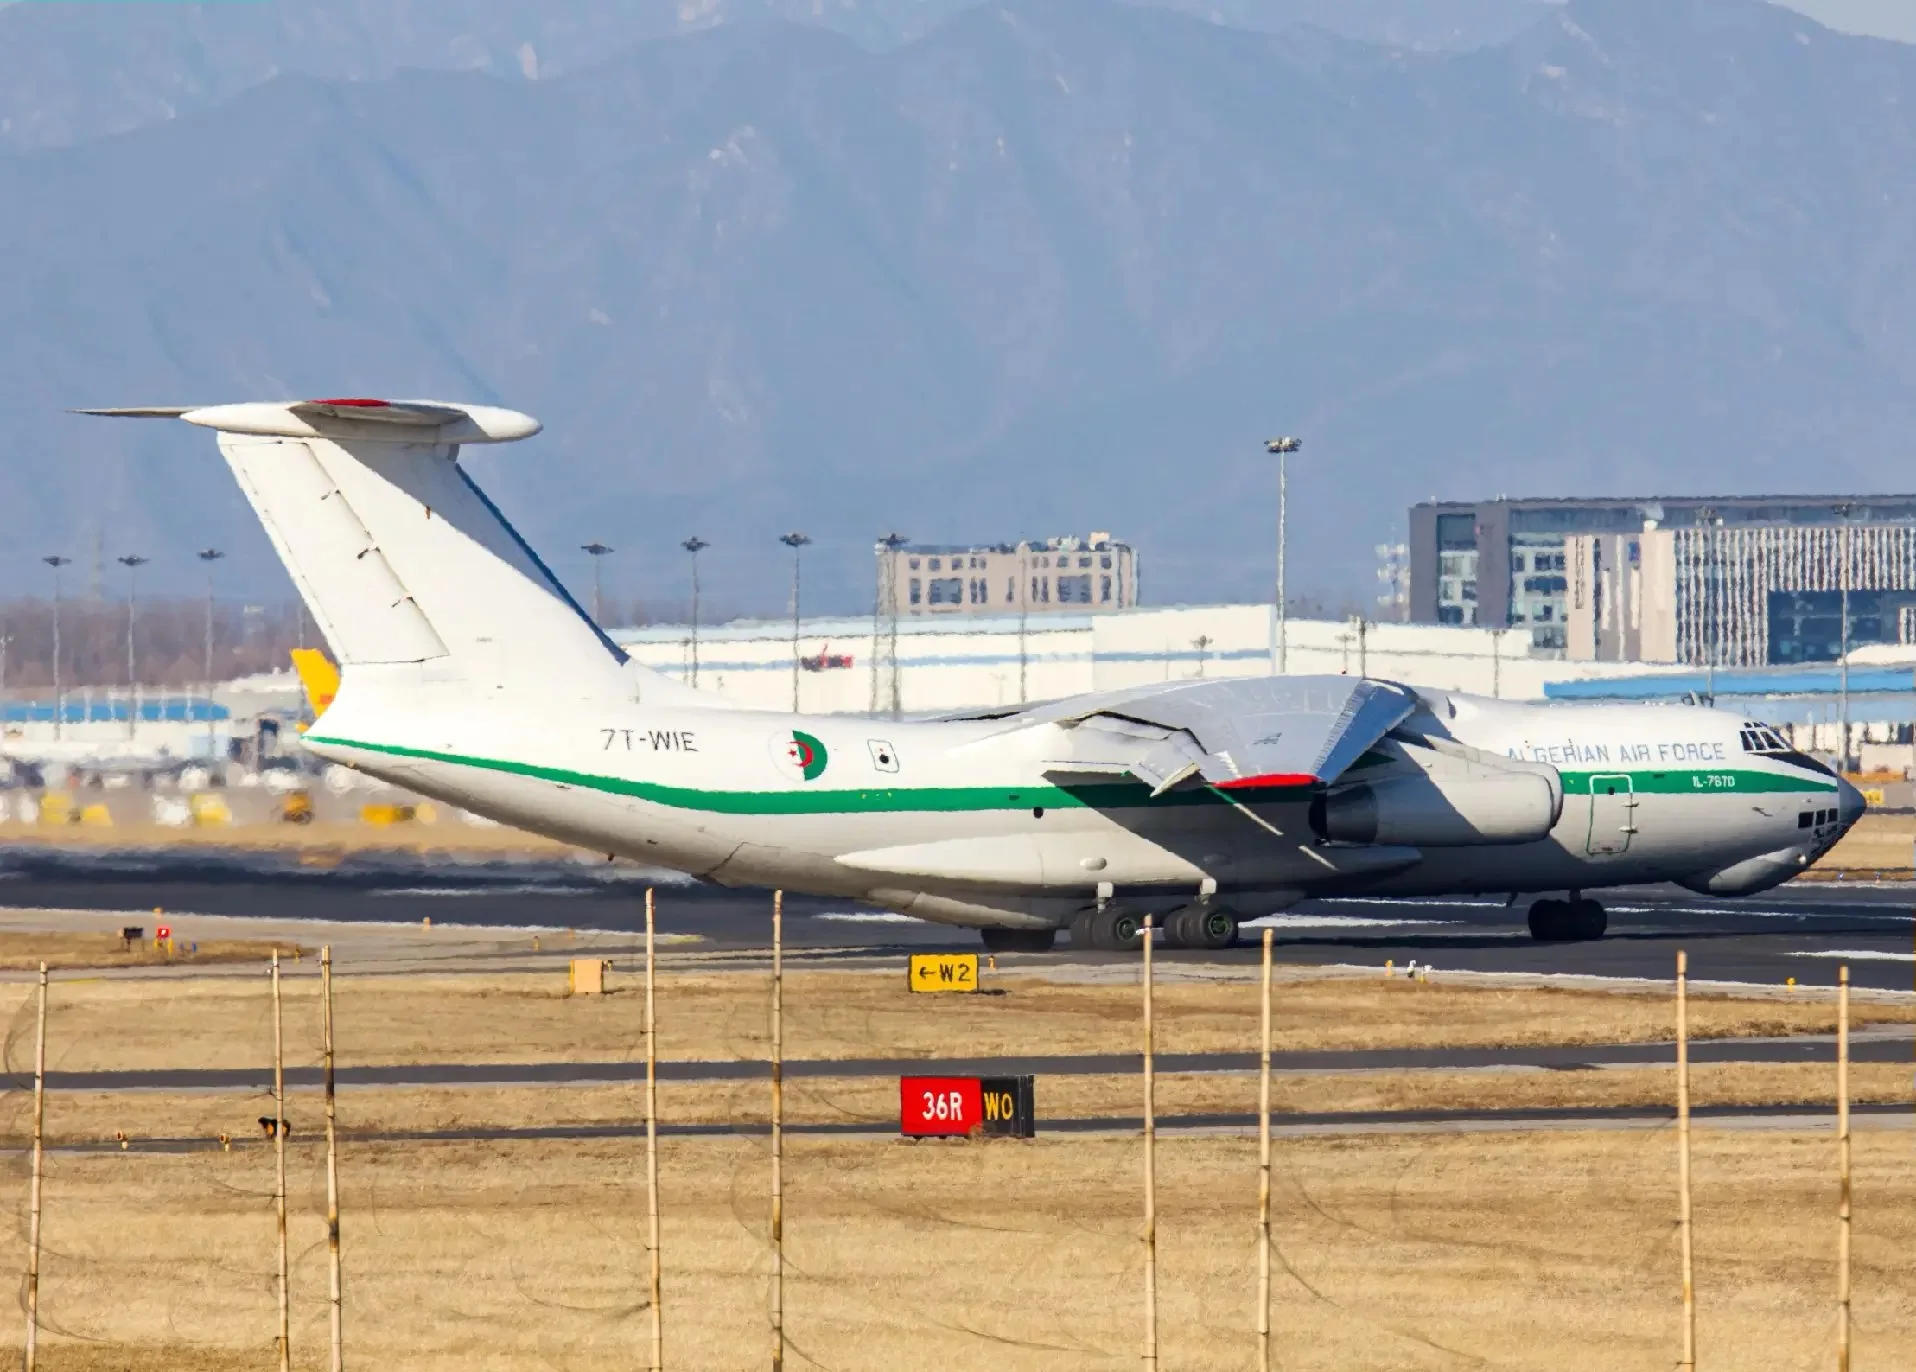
(0, 931, 297, 973)
(0, 966, 1903, 1078)
(1821, 809, 1916, 872)
(0, 962, 1904, 1368)
(0, 819, 586, 857)
(0, 1128, 1910, 1371)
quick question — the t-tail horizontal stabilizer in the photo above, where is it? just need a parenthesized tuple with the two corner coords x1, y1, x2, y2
(77, 398, 653, 703)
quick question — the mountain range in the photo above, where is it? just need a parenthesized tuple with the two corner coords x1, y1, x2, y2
(4, 0, 1916, 619)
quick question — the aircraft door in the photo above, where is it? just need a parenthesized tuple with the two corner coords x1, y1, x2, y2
(1585, 774, 1637, 856)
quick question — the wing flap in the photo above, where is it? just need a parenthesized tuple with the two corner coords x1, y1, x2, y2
(1033, 676, 1418, 798)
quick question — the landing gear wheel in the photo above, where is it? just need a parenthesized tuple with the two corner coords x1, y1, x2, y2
(1083, 907, 1145, 952)
(1169, 906, 1237, 949)
(980, 928, 1057, 954)
(1196, 907, 1239, 949)
(1527, 897, 1607, 942)
(1527, 898, 1571, 942)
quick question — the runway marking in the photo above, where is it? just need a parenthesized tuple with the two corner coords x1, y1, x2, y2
(1243, 914, 1462, 929)
(814, 911, 921, 923)
(1788, 949, 1916, 962)
(371, 885, 597, 898)
(1322, 898, 1508, 909)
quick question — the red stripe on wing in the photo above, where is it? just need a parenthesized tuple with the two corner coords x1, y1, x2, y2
(309, 397, 393, 407)
(1214, 773, 1318, 790)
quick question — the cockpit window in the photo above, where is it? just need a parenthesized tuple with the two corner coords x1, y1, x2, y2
(1740, 725, 1790, 754)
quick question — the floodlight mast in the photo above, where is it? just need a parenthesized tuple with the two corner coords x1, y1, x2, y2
(41, 557, 70, 741)
(1265, 437, 1303, 675)
(872, 533, 909, 719)
(682, 537, 709, 688)
(117, 555, 147, 740)
(198, 549, 225, 752)
(1833, 503, 1854, 772)
(1696, 507, 1719, 704)
(779, 533, 812, 712)
(581, 542, 614, 624)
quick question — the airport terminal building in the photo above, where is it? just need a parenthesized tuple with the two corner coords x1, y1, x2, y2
(1409, 496, 1916, 664)
(875, 534, 1139, 618)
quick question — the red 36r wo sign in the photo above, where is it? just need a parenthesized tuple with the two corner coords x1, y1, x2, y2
(899, 1076, 983, 1136)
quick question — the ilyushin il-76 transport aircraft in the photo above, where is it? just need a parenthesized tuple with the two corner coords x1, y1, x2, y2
(82, 399, 1865, 952)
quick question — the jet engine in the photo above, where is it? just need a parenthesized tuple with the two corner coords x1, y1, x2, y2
(1310, 749, 1561, 847)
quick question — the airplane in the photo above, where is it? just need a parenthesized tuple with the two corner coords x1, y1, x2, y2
(79, 398, 1865, 951)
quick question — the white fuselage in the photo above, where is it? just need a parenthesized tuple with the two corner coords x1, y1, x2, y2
(305, 674, 1861, 931)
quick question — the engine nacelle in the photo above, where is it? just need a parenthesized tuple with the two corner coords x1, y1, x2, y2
(1311, 771, 1559, 847)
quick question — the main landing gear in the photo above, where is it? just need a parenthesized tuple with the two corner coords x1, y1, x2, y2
(1527, 894, 1607, 942)
(979, 928, 1058, 954)
(1062, 906, 1239, 952)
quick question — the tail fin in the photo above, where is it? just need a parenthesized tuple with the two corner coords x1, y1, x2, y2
(80, 399, 641, 701)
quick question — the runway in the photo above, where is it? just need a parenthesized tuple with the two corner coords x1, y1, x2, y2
(23, 1101, 1916, 1157)
(0, 845, 1911, 991)
(13, 1025, 1914, 1095)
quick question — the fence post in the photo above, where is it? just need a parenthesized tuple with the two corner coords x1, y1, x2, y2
(323, 945, 343, 1372)
(1676, 950, 1695, 1372)
(1142, 914, 1158, 1372)
(646, 888, 664, 1371)
(1257, 928, 1274, 1372)
(770, 890, 784, 1372)
(23, 963, 48, 1372)
(273, 950, 290, 1372)
(1836, 964, 1851, 1372)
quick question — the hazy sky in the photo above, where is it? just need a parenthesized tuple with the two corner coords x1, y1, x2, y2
(1771, 1, 1916, 42)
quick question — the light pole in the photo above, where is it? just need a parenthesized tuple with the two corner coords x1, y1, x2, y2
(117, 555, 147, 740)
(1017, 540, 1031, 704)
(198, 549, 225, 756)
(1265, 437, 1303, 674)
(42, 556, 70, 741)
(1833, 503, 1854, 772)
(682, 536, 708, 688)
(871, 533, 908, 718)
(1695, 506, 1718, 703)
(581, 542, 614, 624)
(779, 533, 811, 713)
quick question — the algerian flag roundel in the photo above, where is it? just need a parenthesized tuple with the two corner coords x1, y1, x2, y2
(769, 729, 829, 783)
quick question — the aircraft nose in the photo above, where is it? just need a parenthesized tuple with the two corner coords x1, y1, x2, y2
(1836, 775, 1867, 829)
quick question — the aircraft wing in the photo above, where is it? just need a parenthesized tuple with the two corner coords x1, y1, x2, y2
(1029, 675, 1418, 795)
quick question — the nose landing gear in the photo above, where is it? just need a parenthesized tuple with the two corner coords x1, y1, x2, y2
(979, 928, 1058, 954)
(1527, 895, 1607, 942)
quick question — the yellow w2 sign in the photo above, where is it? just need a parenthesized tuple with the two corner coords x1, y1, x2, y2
(908, 952, 979, 994)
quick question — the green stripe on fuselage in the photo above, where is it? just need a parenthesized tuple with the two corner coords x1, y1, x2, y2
(310, 736, 1835, 818)
(1559, 768, 1833, 795)
(307, 736, 1301, 815)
